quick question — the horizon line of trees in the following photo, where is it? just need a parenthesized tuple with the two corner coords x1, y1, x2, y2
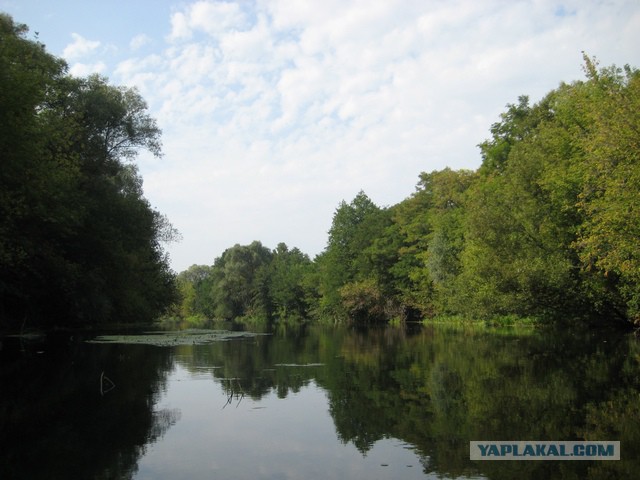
(0, 14, 179, 330)
(173, 54, 639, 329)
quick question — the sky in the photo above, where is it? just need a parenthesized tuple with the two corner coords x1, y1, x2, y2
(1, 0, 639, 272)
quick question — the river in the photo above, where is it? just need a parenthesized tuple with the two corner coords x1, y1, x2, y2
(1, 323, 638, 479)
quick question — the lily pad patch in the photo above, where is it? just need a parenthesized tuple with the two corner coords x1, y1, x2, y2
(86, 329, 265, 347)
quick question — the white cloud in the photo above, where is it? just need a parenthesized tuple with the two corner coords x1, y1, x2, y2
(168, 0, 248, 41)
(130, 33, 152, 51)
(105, 0, 640, 271)
(62, 32, 101, 61)
(168, 11, 191, 41)
(114, 54, 164, 93)
(68, 61, 107, 77)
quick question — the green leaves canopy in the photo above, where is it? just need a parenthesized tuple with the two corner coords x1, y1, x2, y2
(0, 14, 177, 328)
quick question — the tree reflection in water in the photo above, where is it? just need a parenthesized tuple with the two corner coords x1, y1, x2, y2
(0, 334, 177, 480)
(2, 324, 639, 480)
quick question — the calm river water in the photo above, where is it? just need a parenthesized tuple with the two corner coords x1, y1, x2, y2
(1, 323, 639, 479)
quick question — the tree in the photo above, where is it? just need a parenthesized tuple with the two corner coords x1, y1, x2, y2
(317, 191, 388, 320)
(387, 182, 436, 317)
(456, 88, 584, 319)
(171, 265, 214, 319)
(168, 56, 640, 327)
(0, 14, 72, 324)
(421, 169, 475, 314)
(208, 241, 273, 320)
(0, 15, 177, 328)
(453, 57, 640, 325)
(574, 57, 640, 323)
(266, 243, 313, 322)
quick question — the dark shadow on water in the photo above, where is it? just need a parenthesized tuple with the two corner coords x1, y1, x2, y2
(0, 332, 177, 480)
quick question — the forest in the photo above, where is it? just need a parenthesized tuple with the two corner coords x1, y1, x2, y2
(0, 14, 178, 330)
(2, 13, 639, 330)
(170, 56, 640, 329)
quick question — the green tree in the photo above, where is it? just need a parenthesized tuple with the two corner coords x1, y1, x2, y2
(209, 241, 273, 320)
(421, 168, 475, 314)
(477, 95, 551, 175)
(0, 14, 177, 328)
(317, 191, 389, 321)
(453, 58, 640, 325)
(266, 243, 313, 322)
(574, 57, 640, 323)
(385, 168, 474, 318)
(55, 74, 176, 324)
(174, 264, 213, 319)
(0, 14, 73, 324)
(457, 90, 583, 319)
(387, 182, 436, 317)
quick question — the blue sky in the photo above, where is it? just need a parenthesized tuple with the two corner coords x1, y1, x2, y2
(2, 0, 639, 272)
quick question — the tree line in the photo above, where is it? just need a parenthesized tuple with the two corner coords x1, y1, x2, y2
(0, 14, 178, 329)
(173, 55, 639, 328)
(2, 13, 637, 329)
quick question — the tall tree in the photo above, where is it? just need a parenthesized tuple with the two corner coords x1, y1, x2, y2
(0, 15, 177, 328)
(0, 14, 71, 324)
(209, 241, 273, 320)
(421, 168, 475, 314)
(317, 191, 387, 320)
(457, 89, 585, 319)
(574, 57, 640, 323)
(455, 57, 640, 325)
(266, 243, 313, 322)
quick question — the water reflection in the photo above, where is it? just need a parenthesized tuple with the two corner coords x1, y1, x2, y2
(0, 333, 177, 480)
(1, 325, 639, 479)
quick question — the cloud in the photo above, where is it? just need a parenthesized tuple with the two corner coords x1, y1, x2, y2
(130, 33, 152, 51)
(62, 32, 101, 60)
(168, 11, 191, 41)
(168, 0, 248, 41)
(108, 0, 640, 270)
(68, 61, 107, 77)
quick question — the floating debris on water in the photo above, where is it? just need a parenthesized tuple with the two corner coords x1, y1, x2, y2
(273, 363, 325, 367)
(86, 329, 267, 347)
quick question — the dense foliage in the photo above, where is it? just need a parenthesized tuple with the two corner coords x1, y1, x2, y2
(170, 241, 313, 325)
(0, 15, 178, 329)
(175, 55, 639, 328)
